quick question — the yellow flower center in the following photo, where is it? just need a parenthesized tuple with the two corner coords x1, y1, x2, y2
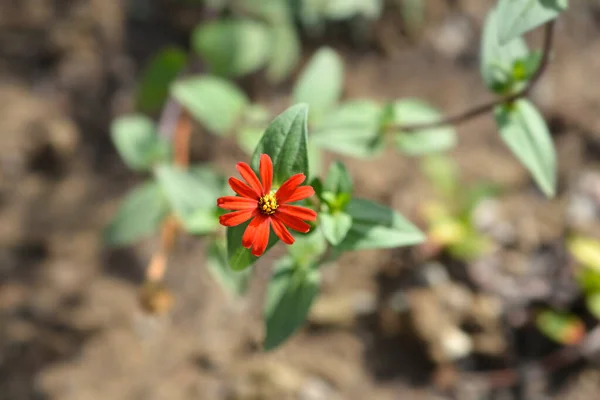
(258, 192, 278, 215)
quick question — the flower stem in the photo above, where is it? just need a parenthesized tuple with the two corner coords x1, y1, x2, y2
(143, 105, 191, 306)
(387, 20, 555, 133)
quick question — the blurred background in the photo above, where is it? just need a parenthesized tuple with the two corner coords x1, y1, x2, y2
(2, 0, 600, 399)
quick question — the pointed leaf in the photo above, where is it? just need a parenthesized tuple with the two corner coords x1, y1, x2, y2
(192, 20, 271, 77)
(480, 7, 529, 93)
(154, 165, 221, 234)
(206, 238, 250, 297)
(172, 76, 248, 135)
(536, 310, 585, 345)
(136, 47, 187, 113)
(568, 236, 600, 272)
(393, 99, 457, 155)
(110, 115, 171, 171)
(497, 0, 567, 45)
(288, 229, 327, 268)
(320, 211, 352, 246)
(264, 258, 320, 350)
(323, 161, 353, 195)
(104, 181, 170, 247)
(250, 104, 309, 185)
(311, 100, 383, 158)
(292, 47, 344, 122)
(336, 198, 426, 251)
(494, 100, 556, 197)
(267, 23, 301, 82)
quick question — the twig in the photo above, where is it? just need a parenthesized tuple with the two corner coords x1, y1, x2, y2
(390, 20, 555, 132)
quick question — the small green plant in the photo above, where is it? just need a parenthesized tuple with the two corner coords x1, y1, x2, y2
(417, 156, 498, 262)
(107, 0, 569, 350)
(569, 236, 600, 319)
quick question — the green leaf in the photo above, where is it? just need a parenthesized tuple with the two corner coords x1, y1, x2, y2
(497, 0, 567, 45)
(250, 104, 309, 185)
(192, 20, 271, 77)
(536, 309, 585, 345)
(568, 236, 600, 272)
(325, 0, 382, 20)
(189, 165, 227, 196)
(110, 115, 171, 171)
(154, 165, 221, 234)
(240, 0, 292, 24)
(104, 181, 170, 247)
(311, 100, 384, 158)
(226, 220, 280, 271)
(336, 198, 425, 251)
(266, 23, 301, 82)
(480, 7, 529, 93)
(206, 238, 250, 297)
(577, 268, 600, 295)
(264, 258, 320, 350)
(513, 51, 543, 81)
(288, 229, 327, 268)
(292, 47, 344, 122)
(323, 161, 353, 195)
(494, 100, 556, 197)
(587, 293, 600, 320)
(392, 99, 457, 155)
(136, 47, 187, 113)
(320, 212, 352, 246)
(172, 76, 249, 135)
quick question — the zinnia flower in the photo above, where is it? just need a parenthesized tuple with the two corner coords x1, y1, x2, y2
(217, 154, 317, 256)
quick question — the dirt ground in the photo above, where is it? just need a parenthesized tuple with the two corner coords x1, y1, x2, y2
(2, 1, 600, 399)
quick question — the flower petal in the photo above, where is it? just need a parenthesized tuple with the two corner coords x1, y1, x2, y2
(242, 214, 266, 248)
(217, 196, 258, 210)
(270, 217, 295, 245)
(275, 174, 305, 203)
(251, 217, 271, 256)
(219, 209, 256, 227)
(277, 204, 317, 221)
(260, 154, 273, 194)
(237, 162, 263, 196)
(274, 212, 311, 233)
(283, 186, 315, 204)
(229, 177, 258, 200)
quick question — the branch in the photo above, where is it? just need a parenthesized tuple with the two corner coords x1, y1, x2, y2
(390, 20, 555, 133)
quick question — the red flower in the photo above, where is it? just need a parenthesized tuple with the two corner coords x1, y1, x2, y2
(217, 154, 317, 256)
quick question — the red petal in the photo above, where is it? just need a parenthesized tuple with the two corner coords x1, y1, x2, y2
(251, 217, 270, 256)
(277, 205, 317, 221)
(274, 212, 311, 233)
(283, 186, 315, 204)
(242, 214, 266, 248)
(260, 154, 273, 194)
(270, 217, 295, 245)
(219, 209, 256, 227)
(275, 174, 305, 203)
(229, 177, 258, 199)
(217, 196, 258, 210)
(237, 162, 263, 196)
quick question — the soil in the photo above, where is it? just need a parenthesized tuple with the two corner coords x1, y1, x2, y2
(1, 1, 600, 400)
